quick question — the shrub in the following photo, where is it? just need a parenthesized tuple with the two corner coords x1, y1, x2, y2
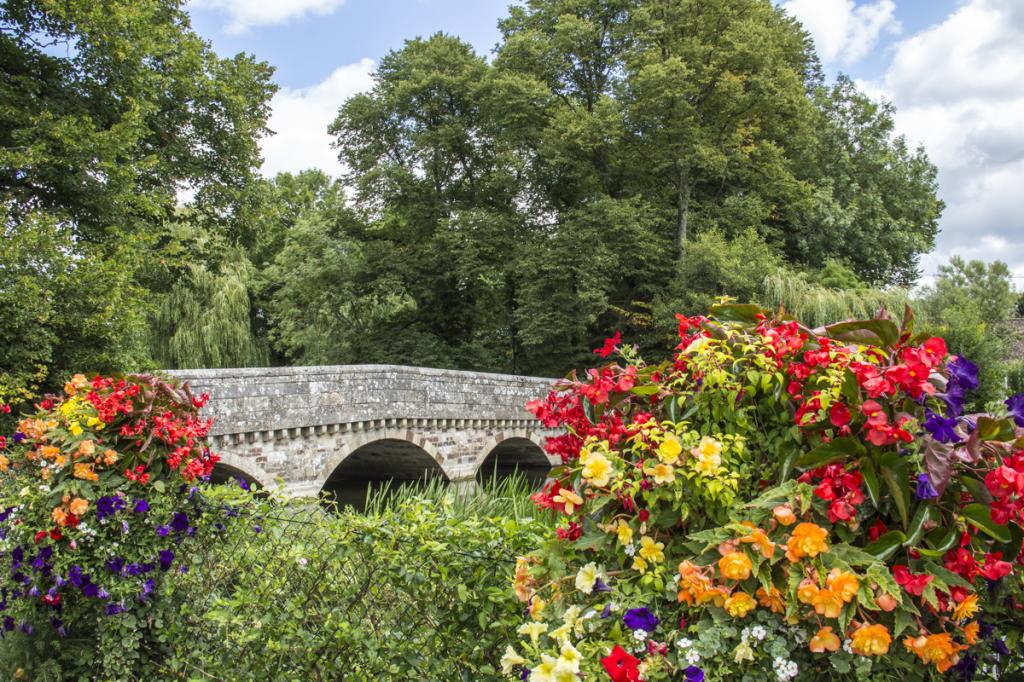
(510, 303, 1024, 681)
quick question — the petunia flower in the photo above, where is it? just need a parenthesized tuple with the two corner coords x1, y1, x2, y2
(915, 473, 940, 500)
(623, 606, 659, 633)
(684, 666, 705, 682)
(1005, 394, 1024, 427)
(924, 409, 959, 443)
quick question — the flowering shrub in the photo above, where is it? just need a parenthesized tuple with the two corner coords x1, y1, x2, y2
(510, 304, 1024, 681)
(0, 373, 221, 679)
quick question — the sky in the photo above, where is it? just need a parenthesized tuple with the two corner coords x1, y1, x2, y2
(186, 0, 1024, 282)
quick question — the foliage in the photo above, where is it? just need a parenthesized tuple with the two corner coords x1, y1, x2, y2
(761, 270, 910, 330)
(0, 373, 221, 680)
(509, 304, 1024, 681)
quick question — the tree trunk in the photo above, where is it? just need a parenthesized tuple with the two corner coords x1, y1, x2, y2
(676, 171, 691, 257)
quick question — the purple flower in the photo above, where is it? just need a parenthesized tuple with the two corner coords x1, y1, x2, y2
(27, 587, 38, 597)
(924, 409, 959, 443)
(178, 564, 189, 574)
(1005, 394, 1024, 427)
(139, 578, 155, 603)
(916, 473, 939, 500)
(685, 666, 705, 682)
(234, 476, 250, 491)
(96, 496, 125, 520)
(169, 512, 189, 534)
(12, 433, 25, 444)
(105, 557, 125, 575)
(519, 670, 529, 681)
(993, 639, 1010, 656)
(19, 622, 33, 635)
(600, 603, 613, 619)
(156, 525, 169, 537)
(105, 603, 124, 616)
(949, 357, 980, 391)
(132, 498, 150, 513)
(593, 577, 612, 593)
(68, 565, 84, 588)
(3, 616, 14, 631)
(158, 550, 175, 572)
(0, 507, 14, 522)
(623, 607, 659, 633)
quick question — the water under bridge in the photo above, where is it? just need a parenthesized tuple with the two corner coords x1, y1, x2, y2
(167, 365, 558, 504)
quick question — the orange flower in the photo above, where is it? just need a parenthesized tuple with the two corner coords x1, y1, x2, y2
(718, 552, 753, 581)
(773, 504, 797, 526)
(724, 591, 757, 618)
(851, 624, 892, 656)
(678, 561, 716, 606)
(952, 594, 979, 622)
(963, 621, 980, 645)
(102, 449, 119, 466)
(797, 578, 819, 605)
(68, 498, 88, 516)
(811, 588, 843, 618)
(513, 556, 534, 602)
(73, 462, 98, 482)
(903, 633, 965, 672)
(756, 586, 785, 614)
(51, 507, 68, 526)
(77, 440, 95, 458)
(810, 626, 841, 653)
(826, 568, 859, 603)
(64, 373, 88, 395)
(0, 455, 8, 473)
(875, 592, 898, 612)
(740, 526, 775, 559)
(786, 523, 829, 562)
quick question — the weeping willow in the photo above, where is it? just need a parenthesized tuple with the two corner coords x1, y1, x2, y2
(150, 257, 269, 369)
(761, 271, 911, 329)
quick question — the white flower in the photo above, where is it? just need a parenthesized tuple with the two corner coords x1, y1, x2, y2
(623, 543, 636, 556)
(686, 649, 701, 665)
(751, 625, 767, 641)
(500, 646, 525, 674)
(842, 638, 853, 654)
(557, 641, 583, 674)
(575, 562, 599, 594)
(677, 637, 694, 649)
(633, 629, 648, 642)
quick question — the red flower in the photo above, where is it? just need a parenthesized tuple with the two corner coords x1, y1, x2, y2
(980, 552, 1013, 581)
(829, 403, 851, 427)
(0, 404, 10, 414)
(861, 400, 888, 427)
(638, 509, 650, 523)
(557, 522, 582, 541)
(867, 518, 888, 542)
(602, 645, 641, 682)
(595, 331, 622, 359)
(49, 528, 62, 541)
(893, 564, 934, 596)
(33, 531, 46, 544)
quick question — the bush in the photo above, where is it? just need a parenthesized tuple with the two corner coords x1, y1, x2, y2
(511, 303, 1024, 681)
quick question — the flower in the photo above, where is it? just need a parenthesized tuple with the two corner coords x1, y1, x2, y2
(756, 586, 785, 614)
(692, 437, 722, 474)
(552, 486, 583, 515)
(851, 624, 892, 656)
(915, 473, 939, 500)
(829, 403, 851, 427)
(601, 645, 641, 682)
(826, 568, 859, 603)
(683, 667, 705, 682)
(657, 435, 682, 463)
(893, 565, 934, 596)
(616, 520, 633, 545)
(132, 498, 149, 513)
(963, 621, 980, 645)
(903, 632, 965, 672)
(638, 536, 665, 564)
(718, 552, 753, 581)
(517, 621, 547, 643)
(582, 451, 614, 487)
(773, 504, 797, 526)
(576, 562, 600, 594)
(644, 461, 675, 485)
(785, 523, 828, 561)
(724, 591, 756, 618)
(1006, 394, 1024, 427)
(952, 593, 979, 622)
(500, 646, 525, 674)
(810, 626, 841, 653)
(623, 607, 659, 633)
(811, 588, 843, 618)
(595, 331, 622, 359)
(68, 497, 88, 516)
(739, 526, 775, 558)
(513, 557, 535, 602)
(924, 409, 959, 443)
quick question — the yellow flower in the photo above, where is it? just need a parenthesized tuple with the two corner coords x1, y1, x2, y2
(557, 642, 583, 673)
(68, 498, 88, 517)
(696, 436, 722, 459)
(826, 568, 859, 603)
(500, 646, 526, 674)
(529, 655, 560, 682)
(785, 523, 829, 561)
(643, 461, 675, 485)
(616, 520, 634, 545)
(902, 633, 965, 672)
(811, 588, 843, 618)
(73, 462, 98, 482)
(582, 452, 613, 487)
(796, 578, 819, 605)
(86, 416, 105, 430)
(851, 624, 892, 656)
(718, 551, 753, 581)
(575, 562, 599, 594)
(724, 591, 756, 618)
(553, 488, 583, 514)
(638, 536, 665, 563)
(952, 594, 979, 622)
(657, 434, 682, 464)
(529, 596, 546, 620)
(68, 421, 83, 437)
(734, 640, 755, 662)
(810, 626, 841, 653)
(632, 556, 649, 574)
(518, 621, 548, 643)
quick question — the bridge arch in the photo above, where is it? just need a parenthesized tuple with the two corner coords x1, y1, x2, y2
(210, 452, 273, 490)
(320, 434, 448, 510)
(475, 432, 556, 488)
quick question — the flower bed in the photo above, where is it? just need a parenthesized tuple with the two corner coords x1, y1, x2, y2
(508, 304, 1024, 681)
(0, 374, 221, 678)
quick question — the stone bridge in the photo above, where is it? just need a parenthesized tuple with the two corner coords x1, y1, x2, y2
(167, 365, 558, 502)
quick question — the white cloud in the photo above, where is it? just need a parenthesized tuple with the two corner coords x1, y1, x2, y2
(860, 0, 1024, 278)
(781, 0, 901, 64)
(260, 59, 375, 178)
(191, 0, 346, 34)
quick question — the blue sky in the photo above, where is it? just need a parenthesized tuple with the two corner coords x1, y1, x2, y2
(186, 0, 1024, 281)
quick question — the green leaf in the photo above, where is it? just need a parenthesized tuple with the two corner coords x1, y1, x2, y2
(667, 396, 682, 424)
(903, 504, 938, 548)
(824, 318, 900, 347)
(582, 399, 597, 425)
(879, 462, 911, 529)
(864, 531, 906, 561)
(916, 526, 959, 558)
(630, 384, 660, 396)
(860, 458, 880, 509)
(974, 416, 1016, 443)
(961, 476, 993, 505)
(795, 437, 865, 469)
(779, 448, 800, 483)
(963, 503, 1011, 543)
(709, 302, 767, 325)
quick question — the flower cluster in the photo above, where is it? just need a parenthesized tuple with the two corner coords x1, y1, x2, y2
(0, 373, 224, 639)
(510, 304, 1024, 681)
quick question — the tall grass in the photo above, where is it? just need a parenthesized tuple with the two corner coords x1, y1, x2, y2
(761, 271, 910, 328)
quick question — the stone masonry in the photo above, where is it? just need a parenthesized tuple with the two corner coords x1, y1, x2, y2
(166, 365, 559, 497)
